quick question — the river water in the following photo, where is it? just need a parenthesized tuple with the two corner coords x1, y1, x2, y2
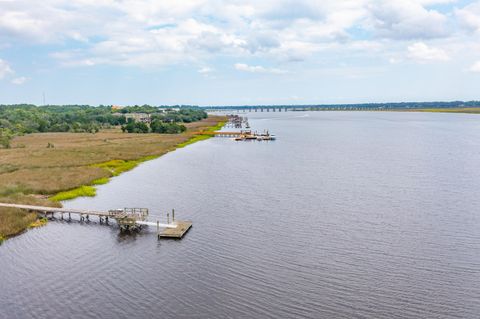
(1, 111, 480, 319)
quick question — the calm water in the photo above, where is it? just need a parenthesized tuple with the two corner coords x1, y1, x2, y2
(1, 112, 480, 319)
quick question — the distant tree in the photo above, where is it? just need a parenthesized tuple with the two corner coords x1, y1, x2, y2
(135, 122, 150, 133)
(121, 120, 150, 133)
(150, 120, 186, 134)
(0, 129, 13, 149)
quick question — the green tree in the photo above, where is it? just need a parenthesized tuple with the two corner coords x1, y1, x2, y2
(0, 129, 13, 149)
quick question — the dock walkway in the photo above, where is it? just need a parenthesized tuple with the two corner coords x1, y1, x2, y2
(0, 203, 191, 239)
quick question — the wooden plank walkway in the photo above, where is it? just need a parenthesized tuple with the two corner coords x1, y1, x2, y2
(0, 203, 192, 239)
(0, 203, 107, 216)
(195, 131, 243, 136)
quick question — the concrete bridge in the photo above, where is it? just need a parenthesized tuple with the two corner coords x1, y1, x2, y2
(204, 106, 383, 113)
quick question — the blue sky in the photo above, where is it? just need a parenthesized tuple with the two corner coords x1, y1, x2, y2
(0, 0, 480, 106)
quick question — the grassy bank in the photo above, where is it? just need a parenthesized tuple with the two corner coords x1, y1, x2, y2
(50, 120, 226, 202)
(177, 120, 226, 148)
(0, 194, 61, 239)
(0, 115, 226, 240)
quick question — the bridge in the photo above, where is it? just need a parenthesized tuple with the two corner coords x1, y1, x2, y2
(0, 203, 192, 239)
(204, 105, 385, 113)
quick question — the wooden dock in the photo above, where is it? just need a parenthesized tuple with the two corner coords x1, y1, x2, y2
(160, 220, 192, 238)
(195, 131, 244, 137)
(0, 203, 192, 239)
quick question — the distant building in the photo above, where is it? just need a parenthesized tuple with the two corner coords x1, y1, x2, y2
(124, 113, 151, 123)
(111, 105, 124, 111)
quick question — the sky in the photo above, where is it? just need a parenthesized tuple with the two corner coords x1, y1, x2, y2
(0, 0, 480, 106)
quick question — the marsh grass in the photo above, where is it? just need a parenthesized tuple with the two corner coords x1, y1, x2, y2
(0, 194, 60, 238)
(176, 134, 212, 148)
(177, 121, 226, 148)
(50, 186, 97, 202)
(91, 177, 110, 185)
(92, 159, 142, 176)
(29, 217, 48, 229)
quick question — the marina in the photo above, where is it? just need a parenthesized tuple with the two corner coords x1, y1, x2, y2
(204, 130, 276, 140)
(212, 115, 276, 141)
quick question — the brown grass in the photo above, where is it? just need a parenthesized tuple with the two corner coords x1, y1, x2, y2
(0, 194, 61, 238)
(0, 115, 226, 239)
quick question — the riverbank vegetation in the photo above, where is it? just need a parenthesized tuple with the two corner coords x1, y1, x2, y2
(50, 186, 97, 202)
(0, 114, 226, 241)
(406, 107, 480, 114)
(0, 194, 61, 239)
(28, 217, 48, 229)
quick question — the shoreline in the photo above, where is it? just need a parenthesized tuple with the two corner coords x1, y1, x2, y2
(51, 119, 226, 202)
(0, 116, 226, 242)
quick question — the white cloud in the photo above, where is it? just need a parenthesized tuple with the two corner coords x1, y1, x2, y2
(456, 1, 480, 33)
(0, 0, 474, 70)
(234, 63, 287, 74)
(407, 42, 449, 62)
(198, 67, 213, 74)
(0, 59, 14, 79)
(0, 58, 30, 83)
(388, 57, 402, 64)
(368, 0, 449, 39)
(0, 1, 372, 67)
(11, 76, 28, 85)
(469, 61, 480, 72)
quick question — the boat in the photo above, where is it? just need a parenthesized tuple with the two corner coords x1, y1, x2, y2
(255, 130, 276, 141)
(267, 134, 276, 141)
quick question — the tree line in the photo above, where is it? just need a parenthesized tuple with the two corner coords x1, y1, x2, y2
(0, 104, 208, 148)
(121, 120, 187, 134)
(0, 104, 125, 135)
(120, 109, 207, 134)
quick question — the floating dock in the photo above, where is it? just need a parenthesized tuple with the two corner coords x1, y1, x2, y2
(159, 220, 192, 238)
(0, 203, 191, 239)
